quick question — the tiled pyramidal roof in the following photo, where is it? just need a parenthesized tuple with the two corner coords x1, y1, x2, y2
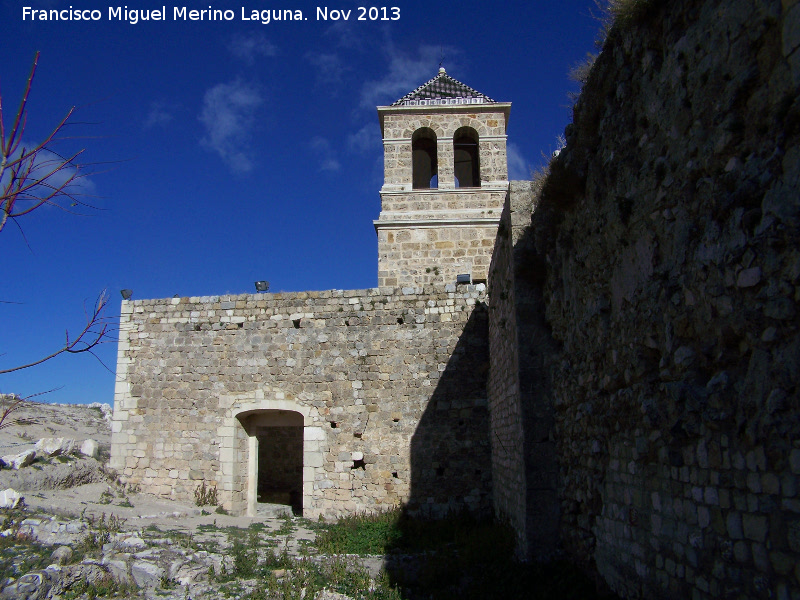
(392, 68, 496, 106)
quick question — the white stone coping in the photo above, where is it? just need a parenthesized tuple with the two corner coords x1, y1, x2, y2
(379, 184, 509, 194)
(374, 217, 502, 231)
(382, 135, 508, 144)
(118, 284, 488, 306)
(377, 102, 511, 112)
(378, 208, 501, 220)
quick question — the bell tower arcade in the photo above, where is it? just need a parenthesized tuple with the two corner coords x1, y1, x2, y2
(375, 68, 511, 288)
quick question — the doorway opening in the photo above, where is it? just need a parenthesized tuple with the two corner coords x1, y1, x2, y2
(244, 410, 304, 515)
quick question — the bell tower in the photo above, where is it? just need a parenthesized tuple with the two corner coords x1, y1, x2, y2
(375, 68, 511, 288)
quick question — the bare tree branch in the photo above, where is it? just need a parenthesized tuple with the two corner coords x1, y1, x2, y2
(0, 291, 113, 375)
(1, 51, 93, 234)
(0, 54, 116, 391)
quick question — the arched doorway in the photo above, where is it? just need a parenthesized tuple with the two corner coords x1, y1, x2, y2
(237, 409, 304, 515)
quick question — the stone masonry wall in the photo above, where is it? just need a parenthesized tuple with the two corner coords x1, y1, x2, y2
(110, 286, 491, 520)
(504, 0, 800, 597)
(376, 219, 500, 288)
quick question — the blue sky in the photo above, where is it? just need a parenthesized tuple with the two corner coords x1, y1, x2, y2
(1, 0, 601, 405)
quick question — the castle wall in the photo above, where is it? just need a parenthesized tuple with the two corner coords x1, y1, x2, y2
(486, 185, 529, 555)
(110, 286, 492, 519)
(493, 0, 800, 597)
(487, 181, 561, 561)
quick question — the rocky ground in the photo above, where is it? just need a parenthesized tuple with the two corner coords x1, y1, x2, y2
(0, 398, 385, 600)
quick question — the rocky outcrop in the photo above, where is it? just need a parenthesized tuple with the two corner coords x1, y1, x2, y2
(0, 457, 107, 491)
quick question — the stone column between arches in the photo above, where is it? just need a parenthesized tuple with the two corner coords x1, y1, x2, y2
(217, 392, 324, 518)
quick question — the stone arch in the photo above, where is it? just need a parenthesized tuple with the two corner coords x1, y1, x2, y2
(412, 127, 438, 189)
(219, 392, 324, 517)
(453, 126, 480, 188)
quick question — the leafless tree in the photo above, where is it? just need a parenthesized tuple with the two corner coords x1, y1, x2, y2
(0, 53, 115, 405)
(0, 291, 112, 375)
(0, 52, 94, 235)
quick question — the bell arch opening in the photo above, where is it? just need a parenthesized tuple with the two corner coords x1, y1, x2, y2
(412, 127, 438, 189)
(237, 409, 304, 516)
(453, 126, 480, 188)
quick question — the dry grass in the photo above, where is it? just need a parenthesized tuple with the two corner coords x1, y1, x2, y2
(569, 52, 599, 87)
(595, 0, 660, 40)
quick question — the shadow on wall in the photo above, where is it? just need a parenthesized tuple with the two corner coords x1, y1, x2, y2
(511, 213, 562, 561)
(405, 301, 493, 518)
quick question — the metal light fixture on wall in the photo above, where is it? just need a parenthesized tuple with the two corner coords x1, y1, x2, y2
(120, 289, 133, 300)
(255, 281, 270, 293)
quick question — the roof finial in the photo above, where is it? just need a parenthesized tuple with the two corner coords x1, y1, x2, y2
(439, 47, 445, 73)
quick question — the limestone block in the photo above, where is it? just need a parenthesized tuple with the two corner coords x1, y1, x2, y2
(131, 560, 164, 587)
(35, 437, 75, 457)
(0, 488, 22, 509)
(304, 427, 325, 441)
(2, 449, 36, 470)
(306, 453, 324, 468)
(80, 439, 99, 458)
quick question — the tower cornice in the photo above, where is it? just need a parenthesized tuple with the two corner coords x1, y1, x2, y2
(377, 102, 512, 137)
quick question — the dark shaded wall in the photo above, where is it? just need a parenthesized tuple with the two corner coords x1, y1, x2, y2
(487, 182, 560, 560)
(492, 0, 800, 597)
(408, 303, 493, 517)
(257, 425, 303, 508)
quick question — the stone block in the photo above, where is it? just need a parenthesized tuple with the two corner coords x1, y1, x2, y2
(304, 427, 325, 441)
(726, 512, 744, 539)
(35, 437, 75, 457)
(2, 449, 36, 470)
(0, 488, 22, 509)
(743, 514, 768, 542)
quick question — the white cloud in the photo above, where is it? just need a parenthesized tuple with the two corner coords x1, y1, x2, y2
(320, 157, 340, 172)
(228, 32, 278, 64)
(144, 101, 173, 128)
(305, 52, 346, 86)
(506, 142, 532, 181)
(309, 137, 341, 172)
(199, 79, 263, 173)
(323, 20, 364, 50)
(360, 44, 458, 109)
(347, 124, 381, 155)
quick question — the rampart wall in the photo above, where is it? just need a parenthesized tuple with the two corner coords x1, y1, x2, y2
(487, 0, 800, 597)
